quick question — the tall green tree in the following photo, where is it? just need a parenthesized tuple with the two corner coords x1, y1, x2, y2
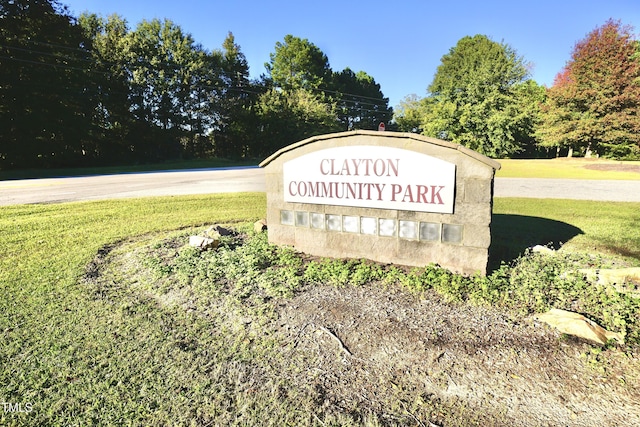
(265, 34, 332, 91)
(394, 94, 428, 133)
(78, 12, 134, 163)
(537, 20, 640, 159)
(122, 18, 218, 160)
(182, 45, 221, 159)
(510, 79, 547, 157)
(421, 35, 535, 158)
(331, 68, 393, 130)
(212, 32, 257, 158)
(255, 35, 340, 157)
(0, 0, 94, 169)
(253, 88, 340, 158)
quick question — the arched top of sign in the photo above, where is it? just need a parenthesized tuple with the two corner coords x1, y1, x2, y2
(260, 130, 501, 172)
(283, 145, 456, 214)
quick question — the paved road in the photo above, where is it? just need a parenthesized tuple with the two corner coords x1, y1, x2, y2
(1, 167, 639, 206)
(0, 167, 266, 206)
(495, 177, 640, 202)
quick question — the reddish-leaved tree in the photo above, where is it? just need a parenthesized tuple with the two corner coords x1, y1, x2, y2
(537, 19, 640, 158)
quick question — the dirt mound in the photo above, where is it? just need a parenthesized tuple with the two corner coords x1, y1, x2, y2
(583, 163, 640, 174)
(278, 283, 640, 426)
(85, 233, 640, 426)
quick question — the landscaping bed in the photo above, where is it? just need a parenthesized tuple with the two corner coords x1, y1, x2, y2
(82, 225, 640, 426)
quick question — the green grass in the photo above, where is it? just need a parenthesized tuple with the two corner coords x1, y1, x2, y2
(493, 198, 640, 262)
(1, 194, 639, 425)
(0, 158, 257, 180)
(0, 194, 266, 426)
(496, 158, 640, 180)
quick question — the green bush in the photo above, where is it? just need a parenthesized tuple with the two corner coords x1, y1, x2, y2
(149, 229, 640, 346)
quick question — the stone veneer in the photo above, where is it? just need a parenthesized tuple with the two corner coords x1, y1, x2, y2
(259, 130, 501, 275)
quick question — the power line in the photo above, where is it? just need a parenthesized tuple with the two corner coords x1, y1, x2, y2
(0, 44, 94, 63)
(0, 70, 391, 118)
(0, 55, 109, 76)
(1, 50, 393, 116)
(17, 38, 94, 54)
(313, 86, 390, 105)
(3, 42, 392, 109)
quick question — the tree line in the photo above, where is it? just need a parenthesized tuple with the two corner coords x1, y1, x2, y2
(1, 1, 639, 171)
(0, 0, 392, 170)
(395, 20, 640, 160)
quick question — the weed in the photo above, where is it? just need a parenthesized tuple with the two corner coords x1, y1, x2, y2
(161, 228, 640, 346)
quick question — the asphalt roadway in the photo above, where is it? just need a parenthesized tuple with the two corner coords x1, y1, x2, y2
(1, 167, 639, 206)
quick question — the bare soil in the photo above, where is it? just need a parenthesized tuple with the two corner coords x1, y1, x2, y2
(277, 283, 640, 426)
(88, 236, 640, 426)
(583, 163, 640, 174)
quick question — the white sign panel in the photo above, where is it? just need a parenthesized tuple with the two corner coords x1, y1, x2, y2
(283, 145, 456, 213)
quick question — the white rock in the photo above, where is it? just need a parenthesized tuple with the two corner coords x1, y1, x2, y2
(254, 219, 267, 233)
(531, 245, 555, 255)
(579, 267, 640, 298)
(579, 267, 640, 286)
(189, 235, 218, 250)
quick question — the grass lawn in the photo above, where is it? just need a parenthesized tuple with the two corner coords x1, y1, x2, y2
(0, 194, 265, 425)
(493, 198, 640, 263)
(1, 194, 639, 425)
(496, 158, 640, 180)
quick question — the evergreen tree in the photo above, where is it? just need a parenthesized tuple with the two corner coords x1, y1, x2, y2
(253, 88, 340, 158)
(213, 32, 257, 158)
(265, 34, 331, 91)
(255, 35, 341, 157)
(331, 68, 393, 131)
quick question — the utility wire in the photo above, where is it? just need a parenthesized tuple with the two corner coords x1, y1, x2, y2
(1, 52, 393, 117)
(0, 44, 94, 63)
(0, 55, 109, 75)
(2, 75, 390, 116)
(2, 42, 392, 108)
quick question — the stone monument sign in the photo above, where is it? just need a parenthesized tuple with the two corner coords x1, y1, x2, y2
(259, 130, 501, 275)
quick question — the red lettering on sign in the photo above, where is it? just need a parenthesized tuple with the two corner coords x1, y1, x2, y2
(417, 185, 429, 203)
(431, 185, 444, 204)
(320, 159, 330, 175)
(391, 184, 402, 201)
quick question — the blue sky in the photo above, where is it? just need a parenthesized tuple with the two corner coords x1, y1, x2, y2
(61, 0, 640, 108)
